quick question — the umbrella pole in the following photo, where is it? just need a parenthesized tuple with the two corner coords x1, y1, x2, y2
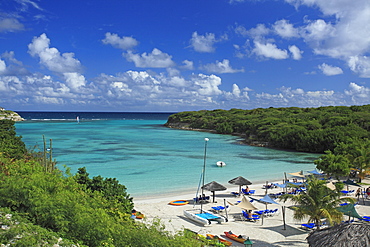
(224, 199, 228, 221)
(282, 206, 286, 230)
(265, 181, 268, 195)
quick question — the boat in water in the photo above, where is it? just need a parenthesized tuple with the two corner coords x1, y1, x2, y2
(216, 161, 226, 167)
(183, 138, 228, 226)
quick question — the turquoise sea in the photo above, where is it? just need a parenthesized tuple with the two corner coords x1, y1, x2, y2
(15, 112, 319, 199)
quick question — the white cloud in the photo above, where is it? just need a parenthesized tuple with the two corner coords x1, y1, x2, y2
(190, 32, 218, 53)
(318, 63, 343, 76)
(191, 74, 223, 96)
(102, 32, 138, 50)
(287, 1, 370, 76)
(27, 33, 86, 91)
(252, 41, 289, 59)
(28, 33, 83, 74)
(0, 18, 25, 32)
(201, 59, 244, 74)
(273, 19, 299, 38)
(181, 60, 194, 70)
(301, 19, 336, 46)
(16, 0, 43, 11)
(124, 48, 175, 68)
(232, 84, 241, 97)
(345, 82, 370, 100)
(347, 56, 370, 78)
(288, 45, 303, 60)
(63, 72, 87, 90)
(247, 24, 270, 40)
(0, 60, 6, 74)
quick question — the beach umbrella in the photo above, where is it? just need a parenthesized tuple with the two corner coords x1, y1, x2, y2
(228, 176, 252, 193)
(202, 181, 227, 203)
(307, 223, 370, 247)
(307, 169, 323, 175)
(336, 204, 362, 219)
(325, 181, 336, 190)
(255, 194, 281, 226)
(343, 179, 361, 191)
(235, 195, 257, 211)
(288, 171, 305, 178)
(259, 194, 280, 205)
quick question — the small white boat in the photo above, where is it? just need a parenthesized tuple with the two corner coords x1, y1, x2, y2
(216, 161, 226, 167)
(183, 209, 227, 226)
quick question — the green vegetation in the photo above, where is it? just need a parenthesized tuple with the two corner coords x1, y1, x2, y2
(0, 121, 203, 246)
(166, 105, 370, 182)
(0, 119, 27, 159)
(165, 105, 370, 153)
(280, 176, 356, 229)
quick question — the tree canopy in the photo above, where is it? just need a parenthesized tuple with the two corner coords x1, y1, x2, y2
(165, 105, 370, 153)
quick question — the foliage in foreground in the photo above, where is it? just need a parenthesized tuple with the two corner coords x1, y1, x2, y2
(0, 155, 203, 246)
(280, 176, 356, 229)
(0, 121, 203, 246)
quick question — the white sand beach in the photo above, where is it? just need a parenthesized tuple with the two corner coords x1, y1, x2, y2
(134, 179, 370, 247)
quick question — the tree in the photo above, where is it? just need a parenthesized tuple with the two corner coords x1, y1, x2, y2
(0, 120, 27, 159)
(280, 176, 355, 229)
(334, 139, 370, 182)
(314, 151, 351, 180)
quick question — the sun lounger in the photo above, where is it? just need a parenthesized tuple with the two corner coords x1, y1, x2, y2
(241, 211, 260, 222)
(211, 205, 229, 212)
(360, 217, 370, 222)
(241, 189, 255, 195)
(301, 223, 315, 229)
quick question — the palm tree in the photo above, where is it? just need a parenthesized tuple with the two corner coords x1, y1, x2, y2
(280, 176, 356, 230)
(352, 146, 370, 183)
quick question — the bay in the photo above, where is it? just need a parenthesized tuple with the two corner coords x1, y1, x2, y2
(15, 112, 319, 199)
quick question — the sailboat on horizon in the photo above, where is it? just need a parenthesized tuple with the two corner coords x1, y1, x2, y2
(183, 138, 228, 226)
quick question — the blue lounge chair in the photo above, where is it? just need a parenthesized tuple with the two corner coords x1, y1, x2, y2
(242, 189, 255, 195)
(211, 205, 229, 212)
(360, 217, 370, 222)
(242, 211, 260, 222)
(301, 223, 315, 229)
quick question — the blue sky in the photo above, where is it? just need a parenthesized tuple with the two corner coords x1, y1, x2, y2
(1, 0, 370, 112)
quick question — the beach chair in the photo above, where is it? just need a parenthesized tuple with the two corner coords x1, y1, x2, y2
(211, 205, 229, 213)
(241, 211, 260, 222)
(268, 208, 278, 216)
(301, 223, 315, 230)
(242, 189, 255, 195)
(231, 192, 240, 197)
(360, 217, 370, 222)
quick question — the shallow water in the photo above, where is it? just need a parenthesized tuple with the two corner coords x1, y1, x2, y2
(15, 112, 319, 198)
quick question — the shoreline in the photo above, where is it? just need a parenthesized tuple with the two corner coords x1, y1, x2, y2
(133, 179, 370, 247)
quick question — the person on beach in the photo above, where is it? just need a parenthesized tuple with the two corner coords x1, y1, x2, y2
(355, 188, 361, 200)
(247, 210, 253, 218)
(245, 186, 250, 193)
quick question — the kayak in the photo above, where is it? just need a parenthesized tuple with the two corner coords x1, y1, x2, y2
(206, 234, 232, 246)
(224, 231, 247, 243)
(132, 212, 145, 219)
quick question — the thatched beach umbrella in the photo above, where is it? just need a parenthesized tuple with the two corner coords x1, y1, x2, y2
(202, 181, 227, 203)
(228, 176, 252, 193)
(307, 223, 370, 247)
